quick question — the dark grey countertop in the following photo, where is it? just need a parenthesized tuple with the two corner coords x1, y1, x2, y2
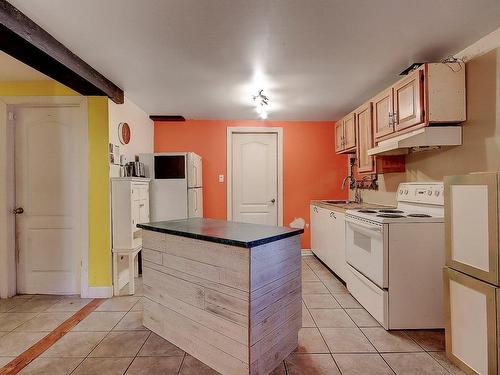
(137, 218, 303, 248)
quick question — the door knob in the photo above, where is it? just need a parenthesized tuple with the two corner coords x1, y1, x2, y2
(12, 207, 24, 215)
(269, 199, 276, 204)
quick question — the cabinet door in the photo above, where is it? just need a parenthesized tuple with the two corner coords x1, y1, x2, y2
(356, 103, 375, 174)
(325, 210, 347, 282)
(335, 121, 344, 152)
(343, 113, 356, 150)
(310, 205, 321, 255)
(394, 69, 424, 132)
(373, 88, 394, 140)
(444, 173, 499, 286)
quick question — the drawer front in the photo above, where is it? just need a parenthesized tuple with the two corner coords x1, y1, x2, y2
(347, 265, 388, 329)
(444, 267, 497, 375)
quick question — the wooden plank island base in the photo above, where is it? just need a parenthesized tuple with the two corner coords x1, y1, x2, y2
(138, 218, 304, 375)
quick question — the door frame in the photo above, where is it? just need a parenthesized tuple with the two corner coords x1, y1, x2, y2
(0, 96, 88, 298)
(226, 127, 284, 226)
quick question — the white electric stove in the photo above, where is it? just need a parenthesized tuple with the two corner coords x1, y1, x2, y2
(344, 182, 445, 330)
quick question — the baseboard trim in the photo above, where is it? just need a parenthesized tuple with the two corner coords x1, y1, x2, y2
(81, 286, 113, 298)
(301, 249, 313, 256)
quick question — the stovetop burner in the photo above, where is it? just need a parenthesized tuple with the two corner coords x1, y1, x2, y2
(378, 209, 404, 213)
(407, 213, 432, 218)
(358, 209, 377, 213)
(377, 214, 405, 218)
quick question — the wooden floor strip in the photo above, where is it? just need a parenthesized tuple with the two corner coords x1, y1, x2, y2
(0, 298, 106, 375)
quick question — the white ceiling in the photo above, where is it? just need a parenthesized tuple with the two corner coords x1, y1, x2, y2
(0, 52, 49, 81)
(8, 0, 500, 120)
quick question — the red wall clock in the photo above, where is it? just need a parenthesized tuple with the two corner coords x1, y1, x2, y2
(118, 122, 131, 145)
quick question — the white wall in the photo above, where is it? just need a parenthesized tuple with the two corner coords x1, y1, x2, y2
(108, 96, 153, 292)
(108, 96, 154, 177)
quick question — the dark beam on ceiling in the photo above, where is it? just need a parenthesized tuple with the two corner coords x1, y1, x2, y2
(149, 115, 186, 122)
(0, 0, 124, 103)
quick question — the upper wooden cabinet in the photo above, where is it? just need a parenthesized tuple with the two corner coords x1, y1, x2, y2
(356, 102, 375, 173)
(373, 88, 394, 140)
(335, 112, 356, 153)
(374, 63, 465, 142)
(393, 69, 424, 132)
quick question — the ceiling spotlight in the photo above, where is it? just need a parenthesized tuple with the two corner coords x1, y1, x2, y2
(252, 89, 269, 120)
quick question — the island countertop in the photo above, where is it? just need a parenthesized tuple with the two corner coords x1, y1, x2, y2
(137, 217, 304, 248)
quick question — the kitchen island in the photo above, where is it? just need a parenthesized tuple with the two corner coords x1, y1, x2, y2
(137, 218, 303, 375)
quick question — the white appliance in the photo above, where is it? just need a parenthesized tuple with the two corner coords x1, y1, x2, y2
(345, 182, 445, 330)
(139, 152, 203, 221)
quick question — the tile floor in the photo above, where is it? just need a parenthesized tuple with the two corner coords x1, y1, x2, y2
(0, 255, 465, 374)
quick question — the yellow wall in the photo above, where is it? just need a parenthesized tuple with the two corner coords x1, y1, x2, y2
(87, 97, 111, 286)
(353, 48, 500, 206)
(0, 80, 111, 288)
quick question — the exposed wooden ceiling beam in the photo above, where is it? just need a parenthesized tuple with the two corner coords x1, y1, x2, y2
(0, 0, 124, 103)
(149, 115, 186, 122)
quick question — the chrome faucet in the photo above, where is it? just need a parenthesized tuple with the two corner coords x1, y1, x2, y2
(341, 175, 356, 191)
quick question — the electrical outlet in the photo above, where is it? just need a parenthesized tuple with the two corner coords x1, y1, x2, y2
(218, 175, 224, 183)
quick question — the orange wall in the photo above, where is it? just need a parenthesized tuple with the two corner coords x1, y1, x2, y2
(154, 120, 348, 248)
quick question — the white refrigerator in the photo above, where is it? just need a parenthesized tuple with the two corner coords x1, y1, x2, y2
(139, 152, 203, 221)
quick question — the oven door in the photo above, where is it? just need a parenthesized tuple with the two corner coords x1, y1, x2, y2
(345, 216, 388, 289)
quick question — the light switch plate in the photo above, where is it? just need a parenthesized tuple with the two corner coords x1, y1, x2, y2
(218, 174, 224, 183)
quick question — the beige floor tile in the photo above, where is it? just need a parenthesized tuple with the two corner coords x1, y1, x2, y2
(19, 357, 83, 375)
(42, 332, 107, 357)
(296, 328, 329, 353)
(10, 299, 59, 313)
(179, 354, 220, 375)
(130, 298, 144, 312)
(113, 311, 148, 331)
(310, 309, 356, 328)
(429, 352, 467, 375)
(382, 352, 449, 375)
(320, 328, 376, 353)
(12, 295, 33, 299)
(302, 281, 330, 294)
(125, 356, 183, 375)
(362, 327, 422, 353)
(334, 353, 395, 375)
(138, 332, 184, 357)
(15, 312, 72, 332)
(0, 299, 28, 313)
(302, 303, 316, 328)
(72, 357, 134, 375)
(269, 362, 286, 375)
(0, 331, 46, 356)
(90, 331, 149, 357)
(345, 309, 380, 327)
(285, 353, 340, 375)
(46, 298, 93, 312)
(72, 312, 125, 332)
(303, 294, 341, 309)
(0, 331, 7, 338)
(323, 278, 349, 293)
(0, 357, 14, 367)
(302, 269, 320, 282)
(96, 296, 140, 312)
(405, 330, 445, 351)
(0, 313, 37, 331)
(332, 294, 362, 308)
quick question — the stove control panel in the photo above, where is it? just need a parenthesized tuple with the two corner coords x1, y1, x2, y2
(397, 182, 444, 205)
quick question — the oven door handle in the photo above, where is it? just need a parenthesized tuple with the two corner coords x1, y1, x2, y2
(346, 218, 383, 234)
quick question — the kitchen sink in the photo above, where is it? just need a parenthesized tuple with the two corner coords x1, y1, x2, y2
(325, 200, 356, 204)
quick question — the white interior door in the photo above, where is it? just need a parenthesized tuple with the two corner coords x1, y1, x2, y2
(15, 105, 83, 295)
(231, 132, 278, 225)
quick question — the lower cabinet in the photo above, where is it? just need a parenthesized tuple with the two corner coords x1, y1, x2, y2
(444, 267, 498, 375)
(310, 204, 347, 282)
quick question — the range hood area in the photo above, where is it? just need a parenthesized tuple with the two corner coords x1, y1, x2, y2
(367, 127, 463, 156)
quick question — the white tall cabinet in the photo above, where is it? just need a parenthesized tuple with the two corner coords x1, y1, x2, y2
(444, 172, 500, 375)
(310, 204, 348, 282)
(111, 177, 150, 295)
